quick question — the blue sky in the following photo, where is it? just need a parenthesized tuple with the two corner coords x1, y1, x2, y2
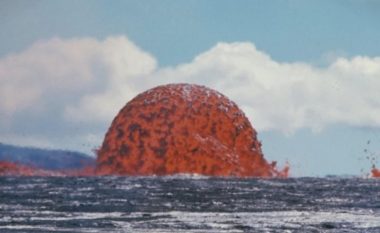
(1, 0, 380, 176)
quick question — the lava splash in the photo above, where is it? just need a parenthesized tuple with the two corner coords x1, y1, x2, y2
(371, 166, 380, 178)
(97, 83, 287, 177)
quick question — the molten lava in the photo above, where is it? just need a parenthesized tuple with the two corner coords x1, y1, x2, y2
(371, 166, 380, 178)
(97, 83, 286, 177)
(0, 161, 95, 177)
(0, 161, 54, 176)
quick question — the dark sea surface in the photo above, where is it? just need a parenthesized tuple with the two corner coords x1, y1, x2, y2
(0, 176, 379, 233)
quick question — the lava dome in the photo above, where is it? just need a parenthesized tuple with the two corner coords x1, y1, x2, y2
(97, 83, 282, 177)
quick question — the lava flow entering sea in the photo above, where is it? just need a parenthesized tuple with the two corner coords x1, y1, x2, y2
(0, 161, 95, 177)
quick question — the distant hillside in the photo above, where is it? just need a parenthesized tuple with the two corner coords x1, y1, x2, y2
(0, 143, 95, 170)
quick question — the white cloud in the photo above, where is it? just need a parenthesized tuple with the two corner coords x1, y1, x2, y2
(1, 36, 380, 151)
(0, 36, 156, 151)
(150, 42, 380, 133)
(63, 36, 157, 122)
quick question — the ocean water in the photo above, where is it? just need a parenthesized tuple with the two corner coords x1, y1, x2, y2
(0, 176, 379, 233)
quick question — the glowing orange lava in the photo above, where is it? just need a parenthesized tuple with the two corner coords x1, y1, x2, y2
(0, 161, 55, 176)
(97, 83, 287, 177)
(371, 166, 380, 178)
(0, 160, 95, 177)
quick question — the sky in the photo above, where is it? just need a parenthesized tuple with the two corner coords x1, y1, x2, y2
(1, 0, 380, 176)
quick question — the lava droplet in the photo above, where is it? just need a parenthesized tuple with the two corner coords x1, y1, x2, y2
(371, 166, 380, 178)
(97, 83, 287, 177)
